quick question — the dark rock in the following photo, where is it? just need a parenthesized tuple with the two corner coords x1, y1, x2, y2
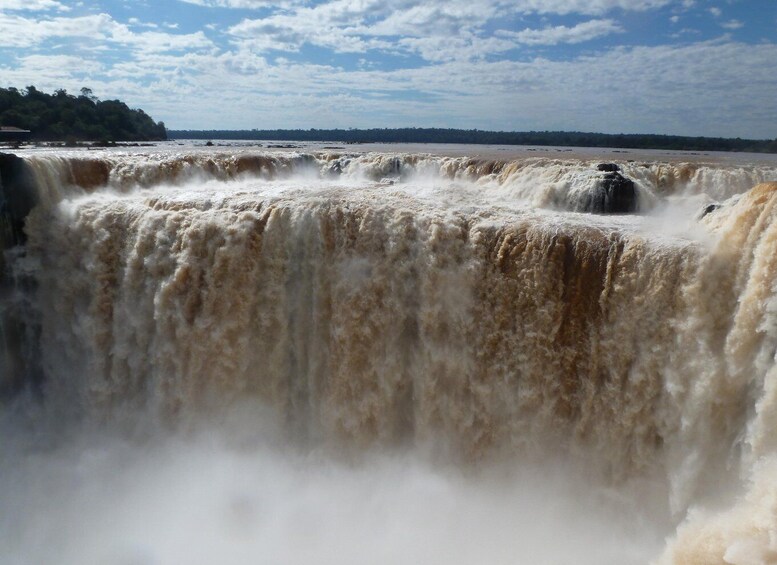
(597, 171, 637, 213)
(699, 203, 721, 219)
(573, 168, 638, 214)
(596, 163, 620, 172)
(0, 152, 43, 397)
(328, 161, 343, 176)
(90, 140, 117, 148)
(0, 153, 39, 247)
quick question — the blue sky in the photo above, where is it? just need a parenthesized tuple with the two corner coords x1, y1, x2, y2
(1, 0, 775, 137)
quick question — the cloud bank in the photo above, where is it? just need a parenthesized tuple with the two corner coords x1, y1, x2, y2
(0, 0, 773, 137)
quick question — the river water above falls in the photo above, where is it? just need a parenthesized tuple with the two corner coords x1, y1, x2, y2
(2, 145, 777, 564)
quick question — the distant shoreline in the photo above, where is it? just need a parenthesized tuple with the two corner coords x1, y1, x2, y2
(168, 128, 777, 154)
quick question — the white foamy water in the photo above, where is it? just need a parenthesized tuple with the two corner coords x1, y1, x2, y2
(2, 146, 777, 564)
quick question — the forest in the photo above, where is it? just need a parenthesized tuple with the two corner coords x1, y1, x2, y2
(0, 86, 167, 142)
(170, 127, 777, 153)
(3, 84, 773, 153)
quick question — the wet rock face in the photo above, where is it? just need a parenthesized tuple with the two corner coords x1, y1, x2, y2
(0, 153, 39, 247)
(0, 153, 43, 398)
(575, 164, 638, 214)
(598, 170, 638, 213)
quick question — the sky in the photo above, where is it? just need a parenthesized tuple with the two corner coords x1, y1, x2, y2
(0, 0, 775, 137)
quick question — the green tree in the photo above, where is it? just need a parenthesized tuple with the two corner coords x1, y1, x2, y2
(0, 86, 167, 141)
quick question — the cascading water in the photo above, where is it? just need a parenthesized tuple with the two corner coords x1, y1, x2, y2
(1, 147, 777, 565)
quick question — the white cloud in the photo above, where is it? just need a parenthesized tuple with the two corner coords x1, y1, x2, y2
(128, 17, 159, 29)
(709, 7, 722, 17)
(669, 15, 680, 23)
(362, 2, 500, 37)
(0, 0, 68, 11)
(31, 37, 771, 138)
(720, 19, 743, 30)
(500, 19, 623, 46)
(228, 1, 394, 54)
(229, 19, 385, 53)
(397, 34, 517, 62)
(670, 27, 700, 38)
(177, 0, 300, 7)
(182, 0, 675, 15)
(0, 54, 104, 90)
(227, 1, 626, 59)
(0, 13, 213, 52)
(0, 0, 772, 139)
(503, 0, 674, 15)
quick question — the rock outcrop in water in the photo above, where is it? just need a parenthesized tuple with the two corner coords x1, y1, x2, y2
(579, 164, 638, 214)
(698, 202, 721, 219)
(551, 163, 639, 214)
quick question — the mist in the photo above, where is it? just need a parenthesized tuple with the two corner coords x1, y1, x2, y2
(0, 400, 671, 565)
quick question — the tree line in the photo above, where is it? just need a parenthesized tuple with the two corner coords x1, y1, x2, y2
(0, 86, 167, 142)
(170, 127, 777, 153)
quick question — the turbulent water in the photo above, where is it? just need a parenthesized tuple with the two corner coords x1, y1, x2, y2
(2, 147, 777, 564)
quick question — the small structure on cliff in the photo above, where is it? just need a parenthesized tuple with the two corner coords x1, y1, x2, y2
(0, 126, 31, 143)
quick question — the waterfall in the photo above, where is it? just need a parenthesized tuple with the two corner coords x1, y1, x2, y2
(2, 149, 777, 564)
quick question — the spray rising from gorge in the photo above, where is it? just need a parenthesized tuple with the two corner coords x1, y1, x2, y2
(2, 148, 777, 564)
